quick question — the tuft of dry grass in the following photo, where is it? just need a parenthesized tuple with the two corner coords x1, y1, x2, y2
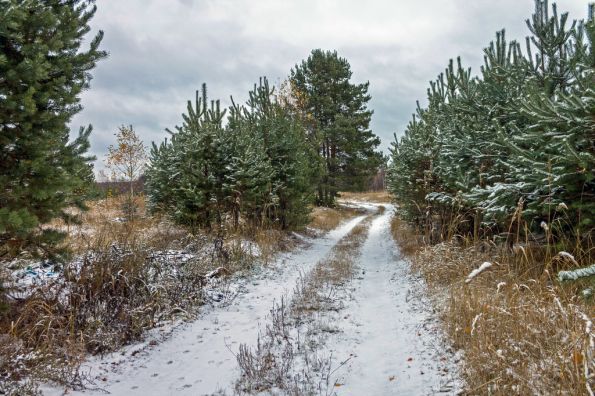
(308, 205, 362, 233)
(390, 216, 423, 257)
(391, 216, 595, 395)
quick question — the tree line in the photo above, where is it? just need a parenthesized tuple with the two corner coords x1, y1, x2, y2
(387, 0, 594, 244)
(145, 51, 384, 230)
(145, 80, 316, 230)
(0, 0, 383, 259)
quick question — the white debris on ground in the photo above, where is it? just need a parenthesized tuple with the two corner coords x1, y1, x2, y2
(41, 214, 368, 396)
(240, 239, 262, 257)
(9, 259, 61, 287)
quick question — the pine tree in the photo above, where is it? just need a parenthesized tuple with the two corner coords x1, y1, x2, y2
(0, 0, 106, 258)
(290, 49, 382, 206)
(224, 97, 273, 228)
(146, 85, 227, 229)
(388, 0, 594, 242)
(146, 79, 315, 231)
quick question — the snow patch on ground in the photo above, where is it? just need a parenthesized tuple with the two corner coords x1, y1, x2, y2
(42, 214, 367, 395)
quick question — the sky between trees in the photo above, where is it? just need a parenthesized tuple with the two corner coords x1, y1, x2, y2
(69, 0, 587, 170)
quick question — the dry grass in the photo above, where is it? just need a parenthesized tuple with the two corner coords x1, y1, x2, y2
(236, 213, 376, 394)
(308, 205, 362, 233)
(1, 194, 289, 394)
(46, 194, 188, 254)
(338, 190, 392, 203)
(1, 220, 212, 394)
(391, 217, 595, 395)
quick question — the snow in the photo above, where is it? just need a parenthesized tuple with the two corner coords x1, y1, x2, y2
(465, 261, 493, 283)
(557, 251, 578, 266)
(42, 213, 368, 396)
(40, 201, 460, 395)
(558, 264, 595, 282)
(239, 239, 261, 257)
(321, 205, 459, 395)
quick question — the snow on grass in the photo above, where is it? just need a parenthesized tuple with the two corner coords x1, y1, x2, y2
(42, 212, 368, 395)
(465, 261, 493, 283)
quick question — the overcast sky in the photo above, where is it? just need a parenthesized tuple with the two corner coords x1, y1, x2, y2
(71, 0, 587, 170)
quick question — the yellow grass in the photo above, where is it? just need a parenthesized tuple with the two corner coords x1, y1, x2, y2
(338, 190, 392, 203)
(391, 217, 595, 395)
(308, 205, 360, 232)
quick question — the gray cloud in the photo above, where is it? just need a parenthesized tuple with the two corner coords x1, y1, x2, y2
(70, 0, 588, 170)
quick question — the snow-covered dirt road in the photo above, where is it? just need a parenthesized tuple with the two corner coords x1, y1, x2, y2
(44, 213, 369, 396)
(326, 205, 459, 395)
(45, 202, 458, 395)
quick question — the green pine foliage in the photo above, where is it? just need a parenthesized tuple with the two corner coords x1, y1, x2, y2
(145, 79, 316, 230)
(0, 0, 106, 258)
(387, 0, 594, 242)
(289, 49, 383, 206)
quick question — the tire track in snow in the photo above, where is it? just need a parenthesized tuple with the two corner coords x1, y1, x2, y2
(45, 211, 369, 396)
(330, 205, 458, 395)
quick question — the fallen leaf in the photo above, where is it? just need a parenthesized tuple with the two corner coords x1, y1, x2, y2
(334, 383, 344, 387)
(573, 350, 583, 365)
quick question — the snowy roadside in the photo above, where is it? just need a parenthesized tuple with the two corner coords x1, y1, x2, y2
(41, 211, 369, 395)
(234, 203, 461, 395)
(328, 205, 460, 395)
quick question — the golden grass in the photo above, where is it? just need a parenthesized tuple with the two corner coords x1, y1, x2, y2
(338, 190, 392, 203)
(46, 194, 188, 254)
(391, 217, 595, 395)
(308, 205, 361, 232)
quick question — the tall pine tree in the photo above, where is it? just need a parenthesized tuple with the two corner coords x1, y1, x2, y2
(290, 49, 382, 206)
(0, 0, 106, 258)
